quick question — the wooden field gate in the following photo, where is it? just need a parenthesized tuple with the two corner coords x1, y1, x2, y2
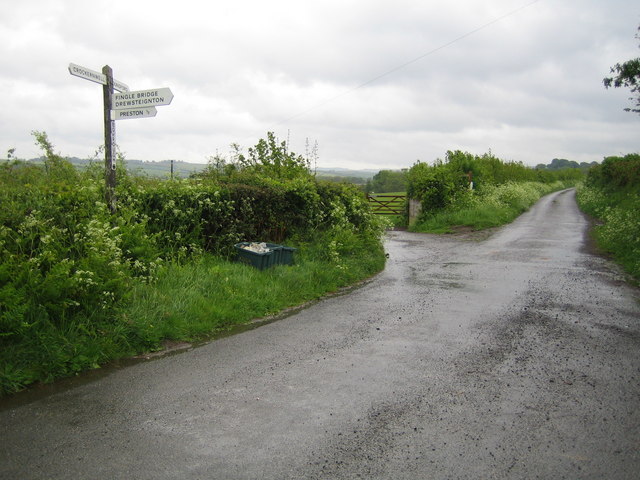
(367, 193, 406, 216)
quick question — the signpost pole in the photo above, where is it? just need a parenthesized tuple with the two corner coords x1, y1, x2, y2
(102, 65, 117, 213)
(70, 63, 173, 210)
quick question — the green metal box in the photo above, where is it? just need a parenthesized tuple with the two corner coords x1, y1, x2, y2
(234, 243, 276, 270)
(234, 242, 297, 269)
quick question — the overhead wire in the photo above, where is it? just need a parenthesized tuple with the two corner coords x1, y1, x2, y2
(248, 0, 542, 139)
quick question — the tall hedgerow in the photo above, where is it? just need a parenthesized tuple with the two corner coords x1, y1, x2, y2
(585, 153, 640, 189)
(0, 131, 387, 395)
(407, 150, 583, 217)
(577, 154, 640, 280)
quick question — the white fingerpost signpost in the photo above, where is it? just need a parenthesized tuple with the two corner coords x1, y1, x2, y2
(68, 63, 173, 212)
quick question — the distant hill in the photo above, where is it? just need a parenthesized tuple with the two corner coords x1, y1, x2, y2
(26, 157, 209, 178)
(23, 158, 380, 181)
(314, 167, 378, 179)
(123, 159, 207, 177)
(314, 167, 378, 185)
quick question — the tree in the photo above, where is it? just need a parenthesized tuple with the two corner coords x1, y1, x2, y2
(237, 132, 311, 180)
(548, 158, 579, 170)
(603, 26, 640, 114)
(368, 169, 407, 193)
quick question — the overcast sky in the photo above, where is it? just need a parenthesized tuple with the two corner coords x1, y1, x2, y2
(1, 0, 638, 170)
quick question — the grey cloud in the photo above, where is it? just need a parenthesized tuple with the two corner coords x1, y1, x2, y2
(0, 0, 638, 167)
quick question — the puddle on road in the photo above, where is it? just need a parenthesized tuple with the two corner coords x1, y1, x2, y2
(410, 277, 466, 289)
(409, 277, 466, 290)
(407, 264, 468, 290)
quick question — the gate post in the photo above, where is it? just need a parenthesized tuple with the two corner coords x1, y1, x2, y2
(408, 198, 422, 226)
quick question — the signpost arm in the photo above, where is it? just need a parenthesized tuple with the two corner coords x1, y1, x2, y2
(102, 65, 117, 213)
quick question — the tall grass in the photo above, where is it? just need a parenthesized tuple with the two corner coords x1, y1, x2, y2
(123, 234, 385, 349)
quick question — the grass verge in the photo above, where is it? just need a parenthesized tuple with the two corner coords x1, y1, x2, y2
(0, 235, 386, 397)
(576, 183, 640, 282)
(124, 238, 386, 349)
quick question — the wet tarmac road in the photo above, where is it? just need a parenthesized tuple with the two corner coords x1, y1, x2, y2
(1, 188, 639, 479)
